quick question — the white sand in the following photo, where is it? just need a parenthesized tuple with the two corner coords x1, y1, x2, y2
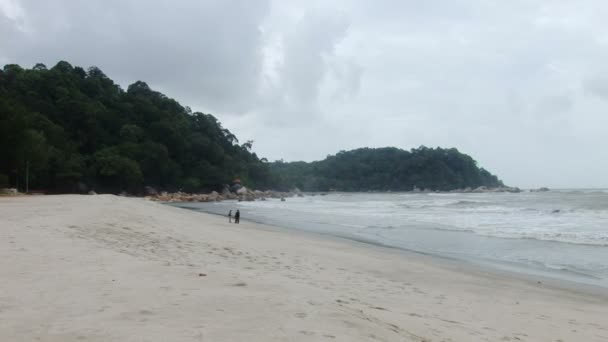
(1, 195, 607, 341)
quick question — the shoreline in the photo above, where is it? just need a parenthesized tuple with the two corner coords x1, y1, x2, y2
(142, 185, 525, 204)
(169, 201, 608, 297)
(2, 195, 608, 341)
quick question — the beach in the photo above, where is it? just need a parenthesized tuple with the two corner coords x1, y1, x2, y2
(1, 195, 607, 341)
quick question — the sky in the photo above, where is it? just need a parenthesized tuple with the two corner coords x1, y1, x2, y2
(1, 0, 607, 189)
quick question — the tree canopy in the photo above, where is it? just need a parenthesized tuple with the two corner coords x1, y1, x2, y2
(0, 61, 504, 194)
(270, 147, 503, 192)
(0, 62, 273, 193)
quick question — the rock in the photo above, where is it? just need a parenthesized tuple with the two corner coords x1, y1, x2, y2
(236, 186, 248, 195)
(297, 193, 304, 197)
(208, 191, 219, 201)
(221, 185, 231, 196)
(88, 190, 97, 195)
(280, 197, 286, 202)
(144, 186, 158, 196)
(230, 183, 243, 193)
(118, 191, 128, 197)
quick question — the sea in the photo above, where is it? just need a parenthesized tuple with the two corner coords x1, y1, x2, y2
(170, 190, 608, 288)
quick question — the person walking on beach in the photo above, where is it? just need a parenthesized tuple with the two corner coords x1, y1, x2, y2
(228, 210, 232, 223)
(234, 210, 240, 224)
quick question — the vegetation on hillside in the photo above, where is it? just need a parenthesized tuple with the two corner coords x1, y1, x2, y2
(270, 147, 503, 192)
(0, 62, 273, 193)
(0, 62, 503, 193)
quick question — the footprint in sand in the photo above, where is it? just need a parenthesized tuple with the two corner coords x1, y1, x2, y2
(299, 330, 315, 336)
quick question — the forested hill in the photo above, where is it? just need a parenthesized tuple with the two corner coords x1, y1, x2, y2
(270, 147, 503, 192)
(0, 61, 273, 193)
(0, 61, 503, 194)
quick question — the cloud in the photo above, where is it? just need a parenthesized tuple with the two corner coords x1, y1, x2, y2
(2, 0, 608, 187)
(1, 0, 270, 114)
(583, 76, 608, 100)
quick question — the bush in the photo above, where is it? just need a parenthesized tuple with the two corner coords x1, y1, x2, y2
(0, 174, 8, 187)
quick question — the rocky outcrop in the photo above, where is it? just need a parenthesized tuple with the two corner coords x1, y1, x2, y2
(144, 186, 158, 196)
(145, 188, 301, 203)
(0, 188, 18, 195)
(448, 186, 521, 194)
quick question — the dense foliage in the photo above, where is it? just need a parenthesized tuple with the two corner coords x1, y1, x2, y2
(270, 147, 503, 192)
(0, 62, 273, 193)
(0, 61, 503, 194)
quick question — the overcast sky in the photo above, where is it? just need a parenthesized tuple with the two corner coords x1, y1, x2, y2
(2, 0, 607, 188)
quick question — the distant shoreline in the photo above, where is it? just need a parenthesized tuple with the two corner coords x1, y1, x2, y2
(168, 199, 608, 294)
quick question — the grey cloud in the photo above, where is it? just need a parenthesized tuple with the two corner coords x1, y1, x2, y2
(280, 10, 350, 105)
(2, 0, 608, 188)
(1, 0, 270, 113)
(583, 76, 608, 100)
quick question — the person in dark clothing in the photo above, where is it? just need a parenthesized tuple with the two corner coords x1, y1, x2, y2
(234, 210, 240, 224)
(228, 210, 232, 223)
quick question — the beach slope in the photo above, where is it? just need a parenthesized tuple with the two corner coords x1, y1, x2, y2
(1, 195, 606, 341)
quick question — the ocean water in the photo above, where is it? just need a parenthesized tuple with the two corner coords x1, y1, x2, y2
(171, 190, 608, 288)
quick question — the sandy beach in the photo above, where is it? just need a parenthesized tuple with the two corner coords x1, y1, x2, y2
(1, 195, 607, 341)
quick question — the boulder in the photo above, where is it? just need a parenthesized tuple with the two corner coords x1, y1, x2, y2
(144, 186, 158, 196)
(1, 188, 18, 195)
(472, 186, 488, 193)
(236, 186, 248, 195)
(208, 191, 220, 201)
(230, 183, 243, 193)
(88, 190, 97, 195)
